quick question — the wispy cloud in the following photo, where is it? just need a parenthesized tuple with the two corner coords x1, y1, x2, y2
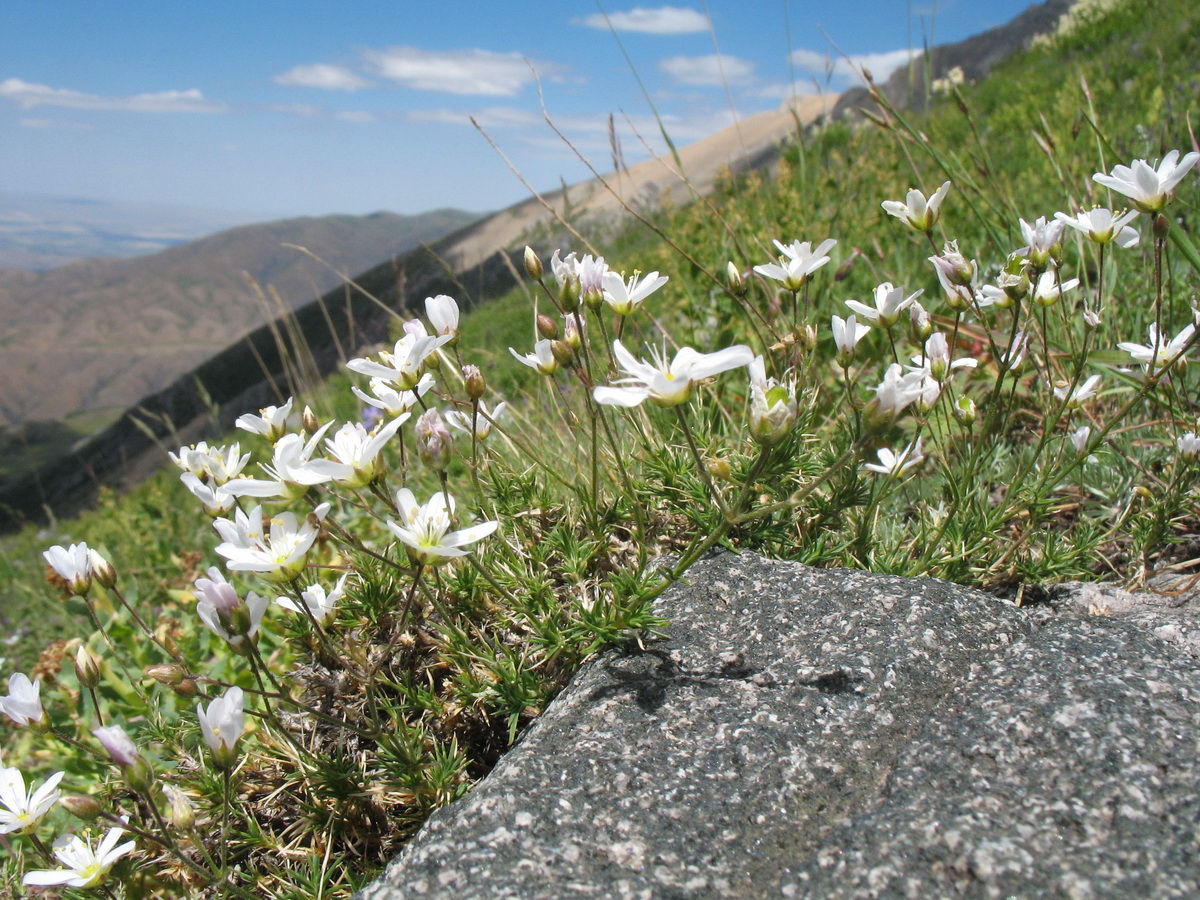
(790, 48, 918, 85)
(363, 46, 541, 97)
(659, 54, 755, 87)
(0, 78, 225, 113)
(576, 6, 710, 34)
(273, 63, 371, 91)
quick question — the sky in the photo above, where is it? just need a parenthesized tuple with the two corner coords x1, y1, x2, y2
(0, 1, 1039, 227)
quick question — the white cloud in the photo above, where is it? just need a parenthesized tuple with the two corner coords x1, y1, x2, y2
(16, 118, 92, 131)
(410, 106, 540, 129)
(790, 48, 918, 85)
(0, 78, 225, 113)
(577, 6, 709, 34)
(336, 110, 378, 124)
(364, 46, 538, 97)
(659, 54, 755, 87)
(273, 64, 370, 91)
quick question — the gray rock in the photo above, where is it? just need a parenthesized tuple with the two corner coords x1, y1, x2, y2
(358, 552, 1200, 899)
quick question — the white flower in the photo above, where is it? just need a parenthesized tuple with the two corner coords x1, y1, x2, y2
(510, 339, 558, 375)
(881, 181, 951, 231)
(601, 269, 668, 316)
(1178, 432, 1200, 462)
(197, 686, 245, 768)
(194, 566, 269, 645)
(23, 826, 136, 889)
(223, 425, 334, 499)
(276, 573, 348, 623)
(593, 339, 754, 408)
(348, 332, 452, 390)
(180, 472, 237, 518)
(831, 314, 870, 366)
(425, 294, 460, 342)
(445, 401, 508, 440)
(747, 356, 797, 445)
(388, 490, 498, 567)
(92, 724, 142, 768)
(42, 542, 94, 595)
(1032, 269, 1080, 308)
(236, 398, 294, 442)
(1054, 374, 1102, 409)
(1117, 323, 1195, 370)
(577, 254, 609, 304)
(304, 415, 408, 490)
(1070, 425, 1092, 456)
(214, 504, 329, 585)
(1001, 331, 1029, 370)
(1055, 207, 1139, 247)
(864, 437, 926, 477)
(844, 282, 922, 328)
(168, 442, 250, 485)
(353, 373, 434, 420)
(0, 768, 63, 834)
(1093, 150, 1200, 212)
(1017, 216, 1066, 265)
(928, 241, 977, 310)
(0, 673, 44, 727)
(754, 238, 836, 291)
(909, 332, 977, 382)
(869, 363, 926, 422)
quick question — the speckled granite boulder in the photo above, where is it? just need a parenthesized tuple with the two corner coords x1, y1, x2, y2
(358, 552, 1200, 899)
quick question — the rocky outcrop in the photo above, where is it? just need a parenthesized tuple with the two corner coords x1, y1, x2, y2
(360, 552, 1200, 899)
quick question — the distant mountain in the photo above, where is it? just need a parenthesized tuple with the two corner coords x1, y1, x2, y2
(0, 208, 478, 429)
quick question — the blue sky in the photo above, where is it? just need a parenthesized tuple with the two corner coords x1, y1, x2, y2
(0, 1, 1037, 225)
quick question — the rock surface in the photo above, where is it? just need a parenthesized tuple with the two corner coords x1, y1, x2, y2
(359, 552, 1200, 899)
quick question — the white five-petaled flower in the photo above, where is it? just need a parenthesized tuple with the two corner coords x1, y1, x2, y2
(304, 415, 408, 490)
(601, 269, 668, 316)
(1055, 207, 1140, 247)
(754, 238, 836, 291)
(909, 332, 978, 382)
(881, 181, 951, 232)
(576, 254, 609, 305)
(1178, 432, 1200, 462)
(194, 566, 269, 646)
(1054, 374, 1103, 409)
(929, 241, 977, 310)
(593, 339, 755, 408)
(180, 472, 237, 518)
(353, 373, 434, 420)
(235, 398, 294, 442)
(197, 686, 245, 769)
(1032, 269, 1080, 308)
(168, 441, 251, 485)
(445, 400, 508, 440)
(864, 437, 926, 477)
(1017, 216, 1066, 266)
(1117, 322, 1195, 371)
(510, 339, 558, 375)
(23, 826, 136, 889)
(747, 356, 797, 445)
(0, 767, 63, 834)
(223, 425, 334, 499)
(1093, 150, 1200, 213)
(276, 573, 348, 623)
(425, 294, 460, 342)
(388, 489, 498, 567)
(831, 314, 871, 366)
(1002, 331, 1030, 370)
(0, 673, 44, 727)
(348, 332, 452, 390)
(214, 504, 330, 585)
(1070, 426, 1092, 457)
(844, 282, 923, 328)
(868, 363, 926, 424)
(43, 542, 96, 595)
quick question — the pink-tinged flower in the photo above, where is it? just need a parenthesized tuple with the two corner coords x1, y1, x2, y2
(510, 339, 558, 375)
(425, 294, 460, 344)
(1032, 269, 1080, 308)
(194, 566, 269, 646)
(348, 332, 452, 390)
(929, 241, 976, 311)
(415, 408, 453, 471)
(92, 724, 142, 768)
(1054, 374, 1102, 409)
(236, 398, 294, 442)
(747, 356, 797, 446)
(1178, 432, 1200, 462)
(577, 254, 609, 307)
(831, 314, 870, 367)
(1117, 322, 1195, 371)
(864, 437, 926, 477)
(214, 504, 330, 585)
(353, 373, 434, 420)
(0, 768, 63, 834)
(43, 542, 94, 595)
(0, 673, 44, 728)
(197, 686, 245, 770)
(909, 332, 977, 382)
(593, 340, 754, 408)
(601, 269, 668, 316)
(388, 490, 498, 567)
(1093, 150, 1200, 213)
(276, 573, 348, 623)
(1055, 207, 1140, 247)
(754, 238, 836, 291)
(305, 415, 408, 490)
(881, 181, 951, 231)
(446, 400, 508, 440)
(23, 825, 136, 889)
(844, 282, 922, 328)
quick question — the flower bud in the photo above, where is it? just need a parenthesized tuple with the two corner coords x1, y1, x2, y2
(302, 406, 321, 435)
(60, 794, 103, 821)
(74, 646, 101, 690)
(145, 664, 185, 686)
(551, 340, 575, 368)
(705, 457, 733, 481)
(726, 261, 746, 296)
(1154, 213, 1170, 241)
(172, 679, 199, 699)
(910, 303, 933, 342)
(559, 273, 581, 311)
(536, 314, 558, 339)
(162, 784, 196, 830)
(463, 364, 486, 400)
(88, 551, 117, 590)
(416, 408, 453, 471)
(524, 245, 543, 281)
(798, 324, 818, 353)
(952, 395, 977, 425)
